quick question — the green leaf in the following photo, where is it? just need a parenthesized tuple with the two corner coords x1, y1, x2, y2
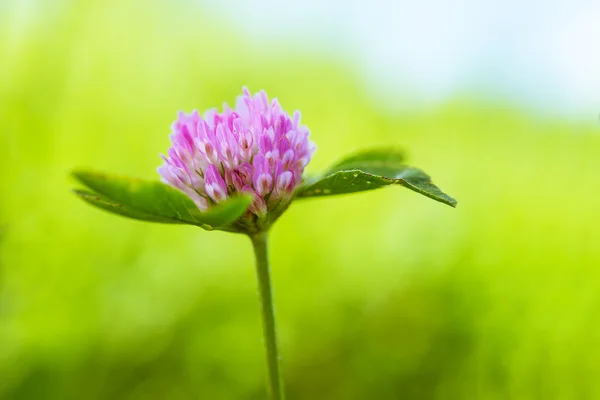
(73, 189, 180, 224)
(325, 148, 407, 175)
(296, 148, 457, 207)
(195, 194, 254, 228)
(71, 170, 252, 228)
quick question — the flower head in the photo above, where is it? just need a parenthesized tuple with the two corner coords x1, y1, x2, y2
(158, 88, 316, 228)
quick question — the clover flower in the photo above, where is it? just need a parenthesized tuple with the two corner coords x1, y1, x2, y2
(158, 88, 316, 221)
(72, 87, 457, 400)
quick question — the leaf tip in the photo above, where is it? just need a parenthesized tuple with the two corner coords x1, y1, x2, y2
(70, 169, 84, 180)
(70, 169, 97, 187)
(71, 187, 90, 197)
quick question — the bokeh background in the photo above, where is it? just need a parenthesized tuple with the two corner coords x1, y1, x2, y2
(1, 0, 600, 399)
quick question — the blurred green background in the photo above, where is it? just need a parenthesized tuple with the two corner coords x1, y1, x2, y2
(1, 0, 600, 399)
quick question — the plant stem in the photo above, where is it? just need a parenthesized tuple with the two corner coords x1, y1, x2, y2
(250, 231, 285, 400)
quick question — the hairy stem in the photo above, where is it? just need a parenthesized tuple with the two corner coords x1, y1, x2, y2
(250, 231, 285, 400)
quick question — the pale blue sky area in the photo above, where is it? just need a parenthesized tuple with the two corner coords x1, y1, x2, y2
(205, 0, 600, 118)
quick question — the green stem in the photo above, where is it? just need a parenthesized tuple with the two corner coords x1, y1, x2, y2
(250, 231, 285, 400)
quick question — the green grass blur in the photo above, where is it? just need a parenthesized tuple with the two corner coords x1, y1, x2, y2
(1, 0, 600, 399)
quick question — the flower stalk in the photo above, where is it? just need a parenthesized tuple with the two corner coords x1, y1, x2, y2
(250, 231, 285, 400)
